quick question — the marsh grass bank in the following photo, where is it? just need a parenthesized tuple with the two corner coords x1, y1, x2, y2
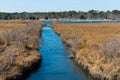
(0, 20, 42, 80)
(52, 23, 120, 80)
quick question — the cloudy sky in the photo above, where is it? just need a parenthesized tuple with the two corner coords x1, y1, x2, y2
(0, 0, 119, 12)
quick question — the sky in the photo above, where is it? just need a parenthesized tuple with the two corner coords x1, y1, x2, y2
(0, 0, 120, 12)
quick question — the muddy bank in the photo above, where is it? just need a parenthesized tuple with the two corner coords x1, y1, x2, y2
(52, 24, 120, 80)
(0, 21, 42, 80)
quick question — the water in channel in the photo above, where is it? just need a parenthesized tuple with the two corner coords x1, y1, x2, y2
(28, 22, 91, 80)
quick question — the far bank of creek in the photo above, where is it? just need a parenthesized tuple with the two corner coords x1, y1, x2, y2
(27, 21, 92, 80)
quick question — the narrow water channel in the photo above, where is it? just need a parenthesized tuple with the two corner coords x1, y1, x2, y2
(28, 26, 91, 80)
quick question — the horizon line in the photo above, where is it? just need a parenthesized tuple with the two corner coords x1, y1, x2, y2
(0, 9, 119, 13)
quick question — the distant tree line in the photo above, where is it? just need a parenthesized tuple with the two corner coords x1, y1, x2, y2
(0, 10, 120, 20)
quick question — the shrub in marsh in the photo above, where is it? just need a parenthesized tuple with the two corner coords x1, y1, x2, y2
(26, 36, 39, 50)
(0, 55, 11, 73)
(101, 38, 120, 60)
(23, 21, 41, 50)
(0, 36, 9, 53)
(0, 38, 5, 52)
(67, 37, 86, 52)
(24, 21, 41, 36)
